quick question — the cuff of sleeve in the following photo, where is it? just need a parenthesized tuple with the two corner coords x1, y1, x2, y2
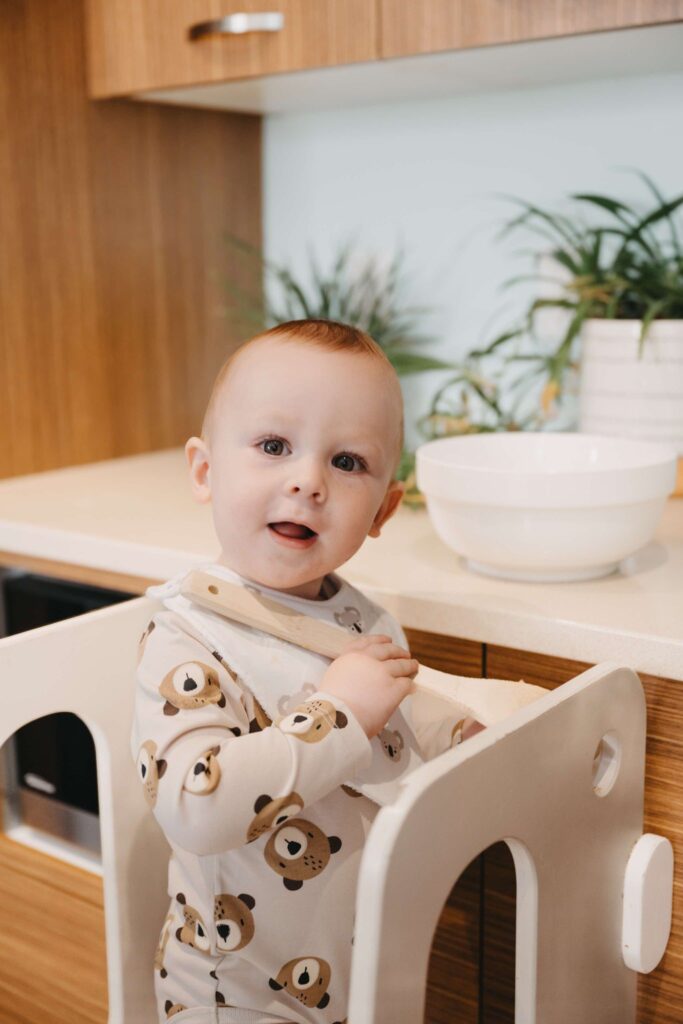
(311, 690, 374, 773)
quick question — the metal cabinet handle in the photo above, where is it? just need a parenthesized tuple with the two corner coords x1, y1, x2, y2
(188, 12, 284, 41)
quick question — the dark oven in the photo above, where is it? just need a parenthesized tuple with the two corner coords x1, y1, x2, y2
(0, 571, 133, 857)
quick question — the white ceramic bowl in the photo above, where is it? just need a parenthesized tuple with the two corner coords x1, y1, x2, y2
(415, 433, 678, 582)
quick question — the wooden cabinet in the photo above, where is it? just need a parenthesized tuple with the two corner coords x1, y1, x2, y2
(484, 645, 683, 1024)
(86, 0, 378, 98)
(0, 833, 107, 1023)
(86, 0, 683, 109)
(0, 0, 261, 480)
(404, 629, 484, 1023)
(380, 0, 683, 59)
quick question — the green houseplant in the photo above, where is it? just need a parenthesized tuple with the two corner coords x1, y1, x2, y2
(482, 173, 683, 456)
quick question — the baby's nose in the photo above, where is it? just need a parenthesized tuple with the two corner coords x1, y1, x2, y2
(288, 461, 326, 498)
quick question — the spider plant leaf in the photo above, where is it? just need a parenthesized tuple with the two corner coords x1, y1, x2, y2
(468, 328, 523, 358)
(550, 249, 583, 276)
(638, 298, 668, 354)
(506, 353, 547, 363)
(633, 169, 683, 257)
(571, 193, 637, 226)
(389, 353, 458, 375)
(499, 274, 569, 290)
(499, 197, 584, 249)
(620, 194, 683, 251)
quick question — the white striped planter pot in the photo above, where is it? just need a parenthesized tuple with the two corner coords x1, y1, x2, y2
(579, 319, 683, 456)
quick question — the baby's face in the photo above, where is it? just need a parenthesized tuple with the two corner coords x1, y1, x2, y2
(186, 337, 404, 599)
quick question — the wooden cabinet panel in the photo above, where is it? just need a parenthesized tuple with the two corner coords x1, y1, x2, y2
(402, 630, 484, 1022)
(381, 0, 683, 59)
(481, 842, 516, 1024)
(426, 857, 481, 1024)
(86, 0, 378, 98)
(0, 0, 261, 479)
(0, 834, 107, 1023)
(485, 644, 683, 1024)
(403, 628, 482, 678)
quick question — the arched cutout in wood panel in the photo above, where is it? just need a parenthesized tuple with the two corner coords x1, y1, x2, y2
(425, 838, 538, 1023)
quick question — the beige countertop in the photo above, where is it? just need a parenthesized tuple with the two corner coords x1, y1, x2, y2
(1, 448, 682, 681)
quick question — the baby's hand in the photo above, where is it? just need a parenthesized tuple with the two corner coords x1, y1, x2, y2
(321, 635, 419, 739)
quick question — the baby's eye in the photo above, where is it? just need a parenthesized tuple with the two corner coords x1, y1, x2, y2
(333, 453, 366, 473)
(260, 437, 288, 457)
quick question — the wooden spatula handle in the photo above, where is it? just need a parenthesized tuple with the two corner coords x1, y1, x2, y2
(179, 570, 543, 724)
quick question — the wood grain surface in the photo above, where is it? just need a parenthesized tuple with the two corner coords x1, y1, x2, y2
(486, 644, 683, 1024)
(0, 833, 107, 1023)
(404, 629, 484, 1022)
(86, 0, 378, 98)
(381, 0, 683, 59)
(0, 551, 153, 596)
(0, 0, 261, 480)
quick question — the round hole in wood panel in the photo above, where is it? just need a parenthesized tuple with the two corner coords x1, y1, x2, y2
(592, 730, 621, 797)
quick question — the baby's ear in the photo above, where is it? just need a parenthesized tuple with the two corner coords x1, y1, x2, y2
(369, 479, 405, 538)
(185, 436, 212, 504)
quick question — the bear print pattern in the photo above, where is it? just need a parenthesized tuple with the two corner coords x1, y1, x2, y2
(136, 739, 167, 808)
(175, 893, 211, 954)
(137, 619, 156, 664)
(154, 912, 174, 977)
(164, 1000, 187, 1018)
(139, 598, 413, 1022)
(278, 699, 347, 743)
(450, 718, 467, 747)
(246, 792, 304, 843)
(182, 745, 221, 796)
(277, 682, 317, 718)
(269, 956, 332, 1008)
(159, 661, 226, 716)
(334, 606, 363, 633)
(213, 893, 256, 951)
(379, 727, 404, 762)
(248, 696, 272, 734)
(264, 819, 342, 890)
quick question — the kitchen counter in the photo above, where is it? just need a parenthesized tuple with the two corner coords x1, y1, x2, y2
(0, 447, 681, 680)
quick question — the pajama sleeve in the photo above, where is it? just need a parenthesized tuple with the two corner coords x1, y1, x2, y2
(384, 618, 474, 761)
(131, 610, 373, 856)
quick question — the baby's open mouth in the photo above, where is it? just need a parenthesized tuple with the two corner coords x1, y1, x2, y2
(268, 522, 317, 539)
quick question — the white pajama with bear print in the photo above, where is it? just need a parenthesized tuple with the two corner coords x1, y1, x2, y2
(132, 563, 461, 1024)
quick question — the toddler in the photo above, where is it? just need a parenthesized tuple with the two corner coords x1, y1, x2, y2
(132, 319, 466, 1024)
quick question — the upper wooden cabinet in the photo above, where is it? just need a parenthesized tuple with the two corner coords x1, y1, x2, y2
(86, 0, 683, 107)
(86, 0, 378, 98)
(380, 0, 683, 58)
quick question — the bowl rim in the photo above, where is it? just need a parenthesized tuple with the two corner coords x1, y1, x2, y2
(415, 432, 678, 508)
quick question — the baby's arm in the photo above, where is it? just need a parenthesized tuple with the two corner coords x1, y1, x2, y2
(132, 611, 373, 857)
(379, 621, 486, 760)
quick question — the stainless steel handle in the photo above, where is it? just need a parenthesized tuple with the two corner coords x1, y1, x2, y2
(188, 12, 284, 41)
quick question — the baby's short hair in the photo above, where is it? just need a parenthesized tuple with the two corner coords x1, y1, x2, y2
(202, 319, 405, 477)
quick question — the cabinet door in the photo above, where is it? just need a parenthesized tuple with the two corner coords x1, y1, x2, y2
(0, 833, 107, 1022)
(404, 630, 484, 1023)
(87, 0, 378, 98)
(485, 645, 683, 1024)
(381, 0, 683, 59)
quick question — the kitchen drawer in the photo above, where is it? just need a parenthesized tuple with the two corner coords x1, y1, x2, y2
(380, 0, 683, 59)
(86, 0, 379, 98)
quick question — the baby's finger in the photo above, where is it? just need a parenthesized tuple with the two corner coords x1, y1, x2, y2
(362, 642, 412, 662)
(340, 633, 392, 655)
(387, 657, 420, 679)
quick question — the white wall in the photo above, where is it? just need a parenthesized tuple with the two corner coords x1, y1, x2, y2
(264, 72, 683, 447)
